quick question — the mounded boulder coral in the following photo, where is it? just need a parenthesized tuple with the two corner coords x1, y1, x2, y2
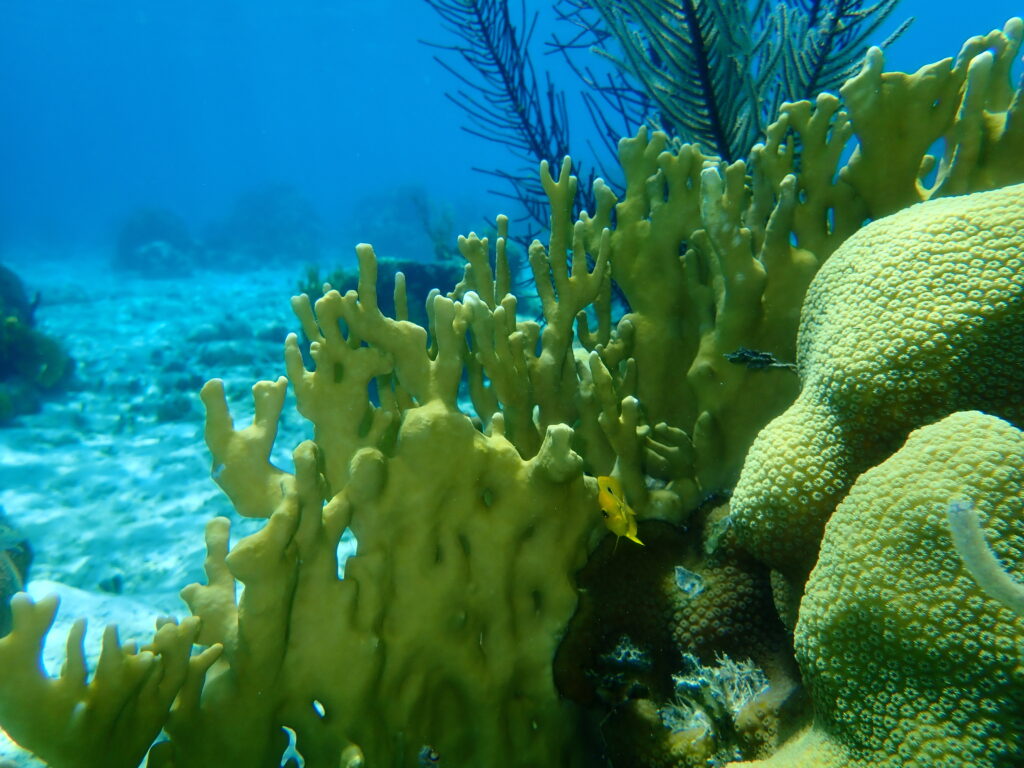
(731, 183, 1024, 585)
(0, 21, 1022, 768)
(732, 411, 1024, 767)
(113, 208, 198, 277)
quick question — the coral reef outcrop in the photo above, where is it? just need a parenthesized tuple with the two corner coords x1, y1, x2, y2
(731, 183, 1024, 587)
(0, 17, 1022, 768)
(732, 412, 1024, 768)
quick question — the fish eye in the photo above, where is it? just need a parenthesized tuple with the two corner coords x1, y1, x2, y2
(601, 511, 609, 518)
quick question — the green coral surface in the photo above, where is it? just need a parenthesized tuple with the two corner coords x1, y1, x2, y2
(0, 18, 1022, 768)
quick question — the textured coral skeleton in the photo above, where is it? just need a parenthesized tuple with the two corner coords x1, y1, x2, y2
(0, 18, 1022, 768)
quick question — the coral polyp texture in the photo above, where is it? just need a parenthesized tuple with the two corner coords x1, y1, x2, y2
(733, 411, 1024, 768)
(731, 182, 1024, 586)
(0, 17, 1023, 768)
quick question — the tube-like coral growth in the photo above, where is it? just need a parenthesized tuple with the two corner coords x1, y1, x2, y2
(948, 499, 1024, 618)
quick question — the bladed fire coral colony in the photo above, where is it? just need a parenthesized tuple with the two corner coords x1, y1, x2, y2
(0, 12, 1022, 768)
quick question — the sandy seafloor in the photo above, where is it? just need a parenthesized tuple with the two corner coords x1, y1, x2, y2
(0, 253, 353, 766)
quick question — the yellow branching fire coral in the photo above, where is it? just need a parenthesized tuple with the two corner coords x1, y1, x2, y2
(170, 224, 608, 765)
(154, 426, 596, 767)
(0, 18, 1022, 768)
(0, 600, 213, 768)
(570, 18, 1024, 512)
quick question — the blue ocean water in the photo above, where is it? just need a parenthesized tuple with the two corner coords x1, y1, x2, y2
(0, 0, 1019, 262)
(0, 3, 1021, 766)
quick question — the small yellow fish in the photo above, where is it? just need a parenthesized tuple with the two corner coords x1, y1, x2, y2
(597, 475, 644, 547)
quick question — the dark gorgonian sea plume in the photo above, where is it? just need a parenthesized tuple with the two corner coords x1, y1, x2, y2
(553, 0, 912, 161)
(422, 0, 575, 236)
(424, 0, 911, 222)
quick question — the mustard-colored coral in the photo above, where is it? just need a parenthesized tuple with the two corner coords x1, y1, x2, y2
(561, 19, 1024, 517)
(0, 19, 1023, 768)
(0, 596, 215, 768)
(731, 182, 1024, 584)
(840, 18, 1024, 216)
(732, 411, 1024, 767)
(155, 236, 605, 765)
(149, 423, 596, 767)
